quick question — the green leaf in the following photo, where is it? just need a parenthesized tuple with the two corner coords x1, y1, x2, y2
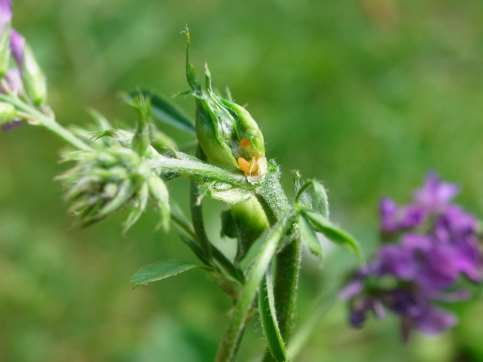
(259, 270, 288, 362)
(131, 260, 200, 287)
(303, 211, 361, 259)
(296, 178, 329, 218)
(298, 215, 323, 261)
(130, 90, 195, 134)
(240, 228, 268, 271)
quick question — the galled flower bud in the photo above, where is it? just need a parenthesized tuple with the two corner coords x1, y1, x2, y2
(22, 44, 47, 105)
(191, 64, 267, 178)
(195, 94, 239, 170)
(222, 98, 267, 177)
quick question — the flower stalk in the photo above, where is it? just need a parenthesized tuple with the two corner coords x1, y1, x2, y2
(2, 8, 363, 362)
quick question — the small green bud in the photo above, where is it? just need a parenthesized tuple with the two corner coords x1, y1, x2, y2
(127, 95, 152, 157)
(148, 175, 170, 231)
(22, 45, 47, 106)
(0, 102, 17, 124)
(230, 196, 269, 244)
(0, 27, 11, 78)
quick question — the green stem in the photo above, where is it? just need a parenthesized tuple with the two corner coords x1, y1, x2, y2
(261, 239, 302, 362)
(215, 214, 294, 362)
(0, 94, 91, 151)
(274, 239, 302, 338)
(43, 119, 91, 151)
(171, 207, 245, 284)
(257, 171, 303, 362)
(149, 155, 249, 187)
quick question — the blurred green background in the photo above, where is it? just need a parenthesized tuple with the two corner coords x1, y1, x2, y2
(1, 0, 483, 361)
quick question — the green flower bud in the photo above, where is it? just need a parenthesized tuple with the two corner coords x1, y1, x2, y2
(190, 63, 267, 177)
(130, 96, 152, 157)
(147, 174, 170, 232)
(0, 27, 11, 78)
(22, 45, 47, 106)
(195, 96, 239, 170)
(0, 102, 17, 124)
(222, 99, 265, 158)
(230, 196, 269, 243)
(222, 98, 267, 177)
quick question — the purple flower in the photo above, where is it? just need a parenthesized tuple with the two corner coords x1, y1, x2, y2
(0, 0, 12, 32)
(414, 173, 459, 210)
(343, 173, 482, 339)
(10, 29, 24, 66)
(2, 67, 22, 93)
(379, 198, 425, 234)
(0, 0, 25, 71)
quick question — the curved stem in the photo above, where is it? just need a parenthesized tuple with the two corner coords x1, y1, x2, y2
(0, 94, 91, 151)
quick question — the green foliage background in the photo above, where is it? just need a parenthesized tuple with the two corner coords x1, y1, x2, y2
(1, 0, 483, 361)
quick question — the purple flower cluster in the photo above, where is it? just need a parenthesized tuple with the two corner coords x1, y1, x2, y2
(0, 0, 24, 78)
(341, 173, 482, 339)
(0, 0, 26, 131)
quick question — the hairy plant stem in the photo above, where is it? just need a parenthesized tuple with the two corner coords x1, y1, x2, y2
(215, 212, 295, 362)
(190, 147, 213, 261)
(257, 171, 303, 362)
(0, 94, 91, 151)
(275, 239, 302, 341)
(215, 169, 305, 362)
(262, 238, 302, 362)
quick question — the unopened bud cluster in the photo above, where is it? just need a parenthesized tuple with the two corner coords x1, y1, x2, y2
(0, 0, 47, 128)
(58, 131, 170, 232)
